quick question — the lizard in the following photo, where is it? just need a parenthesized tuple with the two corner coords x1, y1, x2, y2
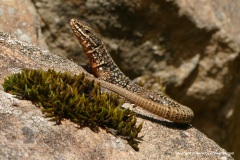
(70, 18, 194, 124)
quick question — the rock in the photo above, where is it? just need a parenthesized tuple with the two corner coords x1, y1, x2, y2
(0, 32, 233, 160)
(0, 0, 47, 48)
(28, 0, 240, 158)
(1, 0, 239, 159)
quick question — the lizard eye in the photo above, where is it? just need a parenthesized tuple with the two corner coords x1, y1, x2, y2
(85, 29, 91, 34)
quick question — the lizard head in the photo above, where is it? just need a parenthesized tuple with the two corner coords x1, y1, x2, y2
(70, 18, 102, 51)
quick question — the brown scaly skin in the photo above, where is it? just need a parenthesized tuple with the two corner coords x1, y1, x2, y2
(70, 18, 194, 123)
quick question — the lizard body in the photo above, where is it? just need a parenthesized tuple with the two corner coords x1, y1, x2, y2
(70, 18, 194, 123)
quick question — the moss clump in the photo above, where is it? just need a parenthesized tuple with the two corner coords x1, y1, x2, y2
(3, 69, 142, 150)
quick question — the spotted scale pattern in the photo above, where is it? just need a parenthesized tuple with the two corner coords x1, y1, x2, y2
(70, 18, 194, 123)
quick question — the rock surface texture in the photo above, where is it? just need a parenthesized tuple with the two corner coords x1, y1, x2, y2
(0, 30, 233, 160)
(0, 0, 239, 159)
(29, 1, 240, 158)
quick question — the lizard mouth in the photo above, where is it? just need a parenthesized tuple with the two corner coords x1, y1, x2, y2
(70, 19, 80, 34)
